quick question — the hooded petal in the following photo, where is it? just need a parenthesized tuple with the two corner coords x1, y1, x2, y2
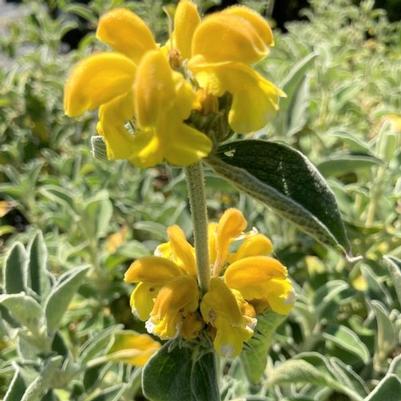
(222, 6, 274, 47)
(97, 91, 136, 160)
(200, 278, 255, 357)
(213, 208, 247, 272)
(229, 233, 273, 263)
(64, 52, 136, 117)
(129, 129, 164, 168)
(130, 282, 160, 320)
(124, 256, 184, 284)
(147, 276, 199, 339)
(134, 50, 175, 128)
(224, 255, 294, 315)
(172, 0, 201, 59)
(167, 225, 196, 276)
(189, 58, 285, 133)
(97, 8, 157, 63)
(192, 11, 269, 64)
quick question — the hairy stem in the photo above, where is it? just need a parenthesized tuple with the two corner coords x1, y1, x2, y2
(185, 162, 210, 293)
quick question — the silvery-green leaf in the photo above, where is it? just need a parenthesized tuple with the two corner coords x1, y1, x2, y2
(83, 194, 113, 239)
(383, 256, 401, 308)
(26, 231, 51, 300)
(4, 367, 26, 401)
(323, 325, 370, 363)
(364, 374, 401, 401)
(207, 140, 350, 255)
(371, 300, 396, 368)
(389, 354, 401, 380)
(0, 293, 43, 333)
(4, 242, 27, 294)
(241, 310, 286, 384)
(44, 265, 90, 335)
(318, 155, 382, 178)
(88, 384, 127, 401)
(20, 356, 63, 401)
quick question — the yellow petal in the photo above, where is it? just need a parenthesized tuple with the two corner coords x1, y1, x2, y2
(172, 0, 201, 59)
(97, 91, 136, 160)
(214, 208, 247, 272)
(124, 256, 184, 284)
(108, 331, 160, 366)
(130, 282, 160, 320)
(200, 277, 243, 326)
(162, 119, 212, 166)
(222, 6, 274, 47)
(192, 12, 269, 64)
(229, 233, 273, 263)
(265, 278, 295, 315)
(208, 222, 218, 266)
(224, 256, 288, 300)
(97, 8, 156, 63)
(189, 59, 285, 133)
(64, 52, 136, 117)
(148, 276, 199, 339)
(200, 278, 254, 357)
(129, 129, 164, 168)
(167, 225, 196, 276)
(134, 50, 175, 128)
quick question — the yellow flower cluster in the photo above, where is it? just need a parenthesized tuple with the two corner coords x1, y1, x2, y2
(64, 0, 284, 167)
(125, 209, 294, 358)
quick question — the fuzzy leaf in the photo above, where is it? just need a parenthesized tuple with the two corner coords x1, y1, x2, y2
(207, 140, 350, 254)
(191, 351, 219, 401)
(4, 367, 26, 401)
(0, 293, 43, 333)
(26, 231, 51, 299)
(241, 310, 285, 384)
(364, 374, 401, 401)
(383, 256, 401, 308)
(143, 341, 193, 401)
(4, 242, 27, 294)
(44, 265, 89, 335)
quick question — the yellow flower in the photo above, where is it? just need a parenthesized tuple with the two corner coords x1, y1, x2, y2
(124, 226, 201, 340)
(124, 208, 294, 357)
(108, 330, 160, 366)
(64, 8, 211, 167)
(65, 1, 284, 166)
(172, 2, 285, 133)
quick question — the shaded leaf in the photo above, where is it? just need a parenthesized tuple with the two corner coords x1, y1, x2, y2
(383, 256, 401, 308)
(364, 374, 401, 401)
(4, 367, 26, 401)
(207, 140, 350, 254)
(318, 155, 382, 177)
(191, 350, 219, 401)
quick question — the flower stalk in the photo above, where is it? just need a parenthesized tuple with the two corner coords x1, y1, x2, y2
(185, 162, 210, 293)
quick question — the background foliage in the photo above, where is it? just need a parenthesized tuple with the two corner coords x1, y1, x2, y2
(1, 0, 401, 400)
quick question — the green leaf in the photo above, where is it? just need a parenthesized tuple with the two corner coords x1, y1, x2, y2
(323, 325, 370, 364)
(4, 242, 27, 294)
(20, 356, 63, 401)
(371, 300, 396, 366)
(266, 359, 363, 401)
(0, 293, 43, 333)
(191, 350, 219, 401)
(241, 310, 285, 384)
(364, 374, 401, 401)
(83, 194, 113, 238)
(207, 140, 350, 254)
(143, 341, 193, 401)
(4, 367, 26, 401)
(26, 231, 51, 300)
(44, 265, 90, 335)
(383, 256, 401, 308)
(276, 52, 317, 135)
(389, 354, 401, 379)
(88, 385, 126, 401)
(318, 155, 382, 177)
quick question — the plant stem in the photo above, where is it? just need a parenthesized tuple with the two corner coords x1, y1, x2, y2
(185, 162, 210, 293)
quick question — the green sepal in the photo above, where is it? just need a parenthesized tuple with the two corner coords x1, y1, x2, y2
(241, 310, 285, 385)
